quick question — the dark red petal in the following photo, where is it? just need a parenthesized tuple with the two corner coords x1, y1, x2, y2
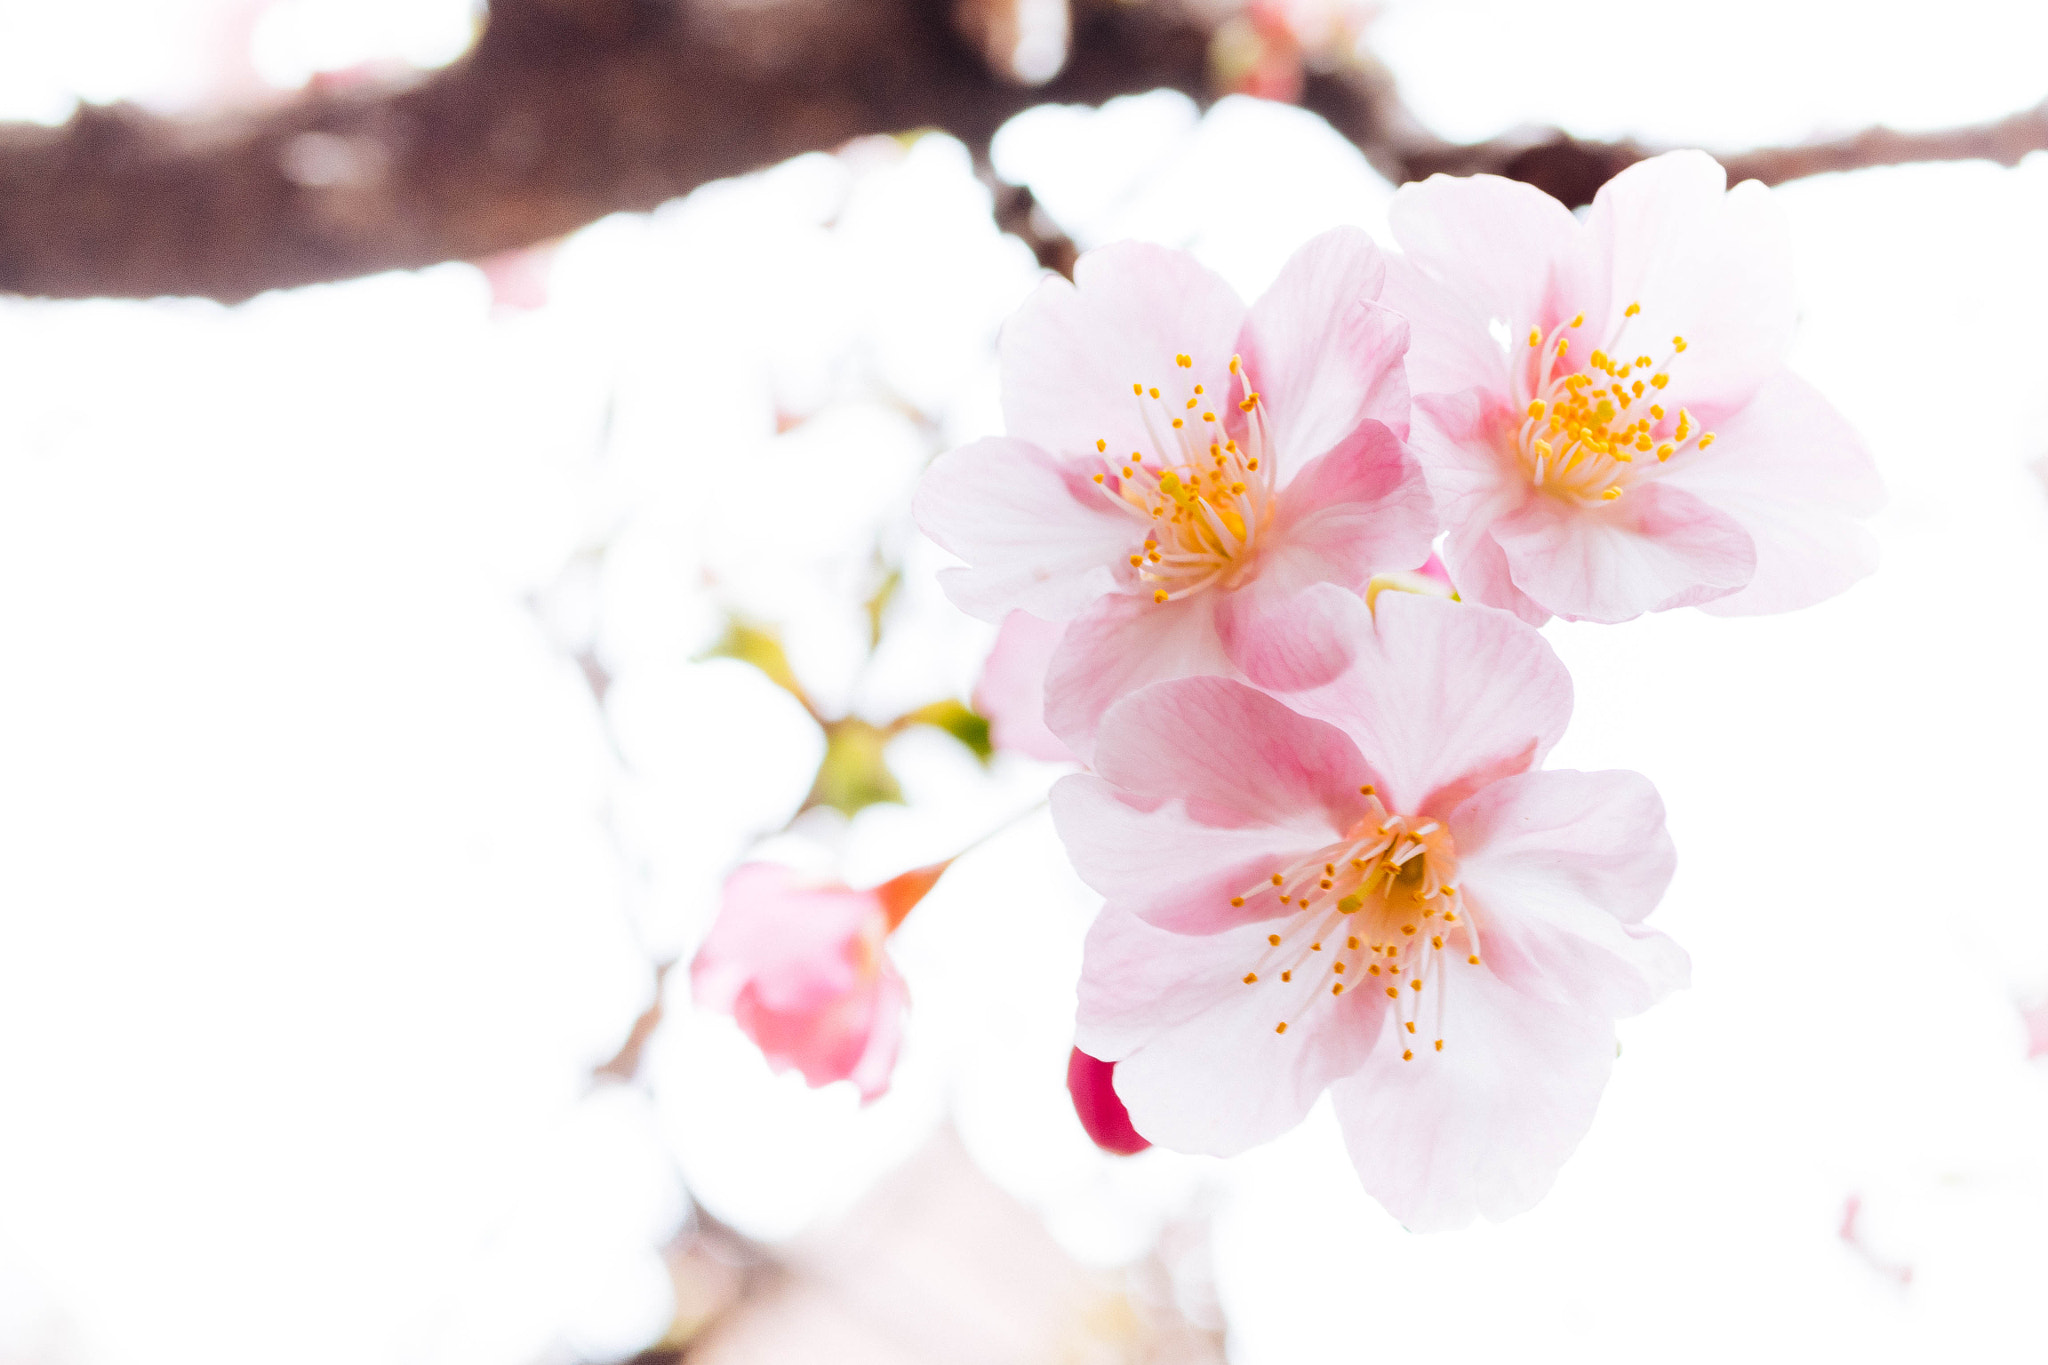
(1066, 1046, 1150, 1155)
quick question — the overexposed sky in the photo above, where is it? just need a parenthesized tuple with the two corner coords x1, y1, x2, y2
(3, 3, 2048, 1364)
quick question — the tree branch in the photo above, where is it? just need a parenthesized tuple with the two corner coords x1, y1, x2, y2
(2, 0, 2044, 301)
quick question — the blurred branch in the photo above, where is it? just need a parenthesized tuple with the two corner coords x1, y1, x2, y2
(1379, 96, 2048, 211)
(3, 0, 2046, 301)
(980, 158, 1081, 278)
(592, 959, 674, 1083)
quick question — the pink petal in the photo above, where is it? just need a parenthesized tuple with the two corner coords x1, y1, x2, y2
(691, 864, 868, 1014)
(2021, 997, 2048, 1061)
(1385, 173, 1591, 397)
(1078, 904, 1388, 1156)
(1585, 151, 1795, 411)
(1328, 971, 1616, 1231)
(1236, 227, 1410, 465)
(843, 967, 909, 1103)
(1660, 371, 1884, 617)
(1447, 518, 1549, 625)
(973, 611, 1074, 763)
(915, 436, 1136, 624)
(1491, 478, 1757, 623)
(1067, 1047, 1151, 1154)
(1051, 676, 1372, 932)
(1214, 419, 1439, 690)
(1261, 418, 1440, 595)
(1090, 676, 1373, 830)
(1051, 774, 1334, 935)
(1223, 577, 1363, 696)
(1408, 389, 1551, 624)
(1263, 589, 1572, 818)
(1001, 242, 1248, 464)
(1041, 590, 1234, 763)
(1450, 769, 1689, 1018)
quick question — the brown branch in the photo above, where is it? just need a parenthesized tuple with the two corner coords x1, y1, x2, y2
(592, 958, 673, 1084)
(1301, 53, 2048, 205)
(977, 153, 1079, 279)
(2, 0, 2045, 301)
(0, 0, 1203, 300)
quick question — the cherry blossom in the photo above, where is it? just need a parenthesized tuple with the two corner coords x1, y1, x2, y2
(1383, 150, 1883, 623)
(691, 861, 945, 1102)
(1056, 589, 1686, 1229)
(915, 229, 1436, 759)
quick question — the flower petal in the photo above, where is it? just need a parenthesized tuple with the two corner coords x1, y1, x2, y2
(1078, 903, 1389, 1155)
(1386, 173, 1591, 397)
(974, 610, 1074, 763)
(1450, 768, 1688, 1017)
(1051, 773, 1336, 935)
(1659, 371, 1884, 616)
(1328, 971, 1615, 1231)
(1001, 242, 1248, 463)
(1041, 589, 1234, 763)
(1214, 419, 1439, 690)
(691, 864, 867, 1014)
(1223, 578, 1363, 695)
(1585, 151, 1795, 410)
(1409, 388, 1551, 623)
(1262, 590, 1572, 818)
(1052, 676, 1373, 931)
(1262, 418, 1440, 595)
(1491, 478, 1757, 623)
(1447, 516, 1549, 625)
(915, 436, 1136, 623)
(1236, 227, 1410, 464)
(1091, 675, 1373, 827)
(840, 966, 909, 1103)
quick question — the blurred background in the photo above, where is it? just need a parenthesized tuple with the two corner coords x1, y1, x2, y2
(3, 1, 2048, 1361)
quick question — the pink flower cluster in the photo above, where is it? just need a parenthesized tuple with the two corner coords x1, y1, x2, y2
(923, 151, 1877, 1229)
(695, 152, 1880, 1232)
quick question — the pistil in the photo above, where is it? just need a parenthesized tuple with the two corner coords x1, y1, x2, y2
(1239, 789, 1480, 1058)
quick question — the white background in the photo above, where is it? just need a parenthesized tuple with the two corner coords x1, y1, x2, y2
(2, 1, 2047, 1361)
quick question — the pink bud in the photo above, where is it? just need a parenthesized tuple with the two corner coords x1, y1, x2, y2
(1066, 1047, 1150, 1155)
(691, 862, 944, 1103)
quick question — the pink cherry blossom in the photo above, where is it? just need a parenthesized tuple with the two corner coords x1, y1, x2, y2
(1066, 1047, 1151, 1155)
(1054, 588, 1686, 1229)
(1383, 150, 1883, 624)
(974, 610, 1074, 763)
(915, 229, 1436, 759)
(691, 861, 945, 1102)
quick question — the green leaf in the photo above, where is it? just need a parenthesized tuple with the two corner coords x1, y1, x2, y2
(900, 698, 994, 764)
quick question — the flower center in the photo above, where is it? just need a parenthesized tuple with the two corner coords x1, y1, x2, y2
(1510, 303, 1716, 506)
(1088, 352, 1277, 604)
(1236, 788, 1479, 1060)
